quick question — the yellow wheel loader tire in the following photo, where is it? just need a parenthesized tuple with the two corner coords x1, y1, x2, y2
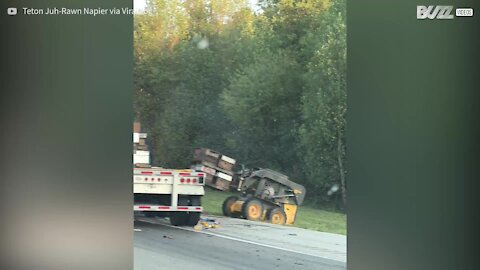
(242, 199, 264, 221)
(268, 208, 286, 225)
(222, 196, 240, 217)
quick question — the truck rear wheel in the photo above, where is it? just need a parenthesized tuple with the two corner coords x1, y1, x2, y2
(144, 211, 157, 218)
(170, 212, 188, 226)
(170, 196, 202, 226)
(242, 199, 264, 221)
(185, 196, 201, 226)
(186, 212, 201, 226)
(170, 197, 189, 226)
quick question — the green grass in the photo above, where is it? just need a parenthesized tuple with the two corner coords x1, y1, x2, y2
(202, 188, 346, 235)
(202, 187, 236, 216)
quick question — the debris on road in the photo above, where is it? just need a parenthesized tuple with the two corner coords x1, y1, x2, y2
(163, 235, 174, 239)
(134, 228, 142, 232)
(197, 218, 219, 229)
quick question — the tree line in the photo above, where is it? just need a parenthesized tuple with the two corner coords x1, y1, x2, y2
(134, 0, 346, 209)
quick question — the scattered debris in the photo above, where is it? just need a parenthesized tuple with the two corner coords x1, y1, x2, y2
(199, 218, 219, 229)
(201, 218, 216, 223)
(163, 235, 174, 239)
(134, 228, 142, 232)
(288, 233, 297, 236)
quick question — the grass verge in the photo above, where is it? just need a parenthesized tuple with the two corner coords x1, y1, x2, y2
(202, 187, 346, 235)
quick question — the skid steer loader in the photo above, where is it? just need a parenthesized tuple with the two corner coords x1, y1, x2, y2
(222, 168, 306, 225)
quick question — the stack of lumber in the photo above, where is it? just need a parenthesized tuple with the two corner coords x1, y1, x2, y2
(133, 122, 150, 167)
(191, 148, 237, 191)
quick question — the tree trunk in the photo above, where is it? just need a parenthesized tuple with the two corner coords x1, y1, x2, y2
(337, 128, 347, 207)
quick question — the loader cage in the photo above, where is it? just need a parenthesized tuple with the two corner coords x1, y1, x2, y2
(242, 169, 306, 206)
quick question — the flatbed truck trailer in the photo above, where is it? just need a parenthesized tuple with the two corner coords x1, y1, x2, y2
(133, 167, 205, 226)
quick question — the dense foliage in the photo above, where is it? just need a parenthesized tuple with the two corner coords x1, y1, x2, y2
(134, 0, 346, 208)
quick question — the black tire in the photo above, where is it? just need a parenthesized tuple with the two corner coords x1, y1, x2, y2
(268, 207, 287, 225)
(222, 196, 239, 217)
(185, 196, 201, 226)
(171, 196, 202, 227)
(186, 212, 201, 226)
(144, 211, 157, 218)
(241, 198, 264, 221)
(170, 212, 188, 226)
(170, 197, 189, 226)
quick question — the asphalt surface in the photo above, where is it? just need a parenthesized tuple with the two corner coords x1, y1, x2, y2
(134, 218, 346, 270)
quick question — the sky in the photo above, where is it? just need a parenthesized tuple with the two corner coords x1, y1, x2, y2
(133, 0, 147, 13)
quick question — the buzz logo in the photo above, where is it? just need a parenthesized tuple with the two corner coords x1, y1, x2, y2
(417, 5, 454, 19)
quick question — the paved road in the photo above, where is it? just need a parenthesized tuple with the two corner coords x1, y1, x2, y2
(134, 217, 346, 270)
